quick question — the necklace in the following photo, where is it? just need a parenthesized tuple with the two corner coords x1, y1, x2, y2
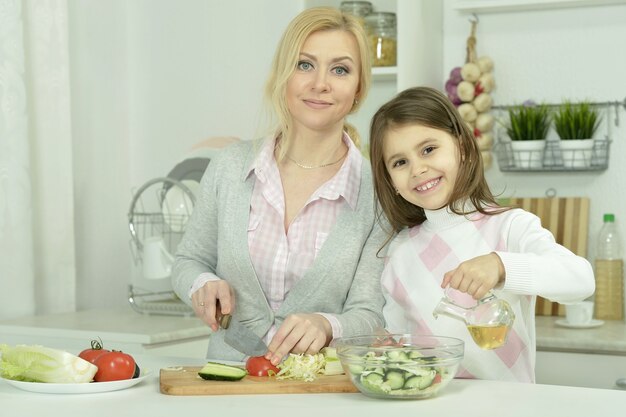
(287, 147, 349, 169)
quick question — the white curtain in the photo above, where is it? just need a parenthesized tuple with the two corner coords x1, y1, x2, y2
(0, 0, 75, 319)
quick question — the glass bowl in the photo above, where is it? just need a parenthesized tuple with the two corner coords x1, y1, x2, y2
(333, 334, 464, 400)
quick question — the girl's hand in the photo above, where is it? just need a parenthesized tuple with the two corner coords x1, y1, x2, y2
(264, 313, 332, 366)
(191, 279, 235, 332)
(441, 252, 505, 300)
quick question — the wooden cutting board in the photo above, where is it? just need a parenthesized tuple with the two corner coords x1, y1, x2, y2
(499, 196, 590, 316)
(160, 366, 359, 396)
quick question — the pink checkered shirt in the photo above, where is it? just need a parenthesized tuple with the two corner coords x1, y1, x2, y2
(191, 134, 361, 344)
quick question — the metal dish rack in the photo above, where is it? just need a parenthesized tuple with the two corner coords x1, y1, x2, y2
(127, 177, 196, 316)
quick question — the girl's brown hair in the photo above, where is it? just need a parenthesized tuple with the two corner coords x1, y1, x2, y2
(264, 7, 371, 158)
(369, 86, 504, 235)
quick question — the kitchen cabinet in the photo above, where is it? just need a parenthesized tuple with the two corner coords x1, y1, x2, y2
(536, 351, 625, 389)
(304, 1, 444, 144)
(535, 316, 626, 389)
(0, 307, 211, 358)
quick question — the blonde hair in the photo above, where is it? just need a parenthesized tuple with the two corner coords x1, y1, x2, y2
(369, 87, 506, 235)
(264, 7, 371, 159)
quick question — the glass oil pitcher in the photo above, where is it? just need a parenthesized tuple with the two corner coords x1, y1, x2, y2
(433, 291, 515, 350)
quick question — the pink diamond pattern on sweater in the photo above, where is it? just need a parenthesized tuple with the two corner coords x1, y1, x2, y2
(419, 234, 451, 271)
(495, 326, 524, 369)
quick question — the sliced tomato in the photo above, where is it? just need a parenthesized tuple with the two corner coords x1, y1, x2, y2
(245, 356, 279, 377)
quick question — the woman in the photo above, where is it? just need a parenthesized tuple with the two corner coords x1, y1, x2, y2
(172, 7, 386, 363)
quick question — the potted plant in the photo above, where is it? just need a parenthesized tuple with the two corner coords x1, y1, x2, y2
(506, 102, 551, 169)
(554, 101, 601, 168)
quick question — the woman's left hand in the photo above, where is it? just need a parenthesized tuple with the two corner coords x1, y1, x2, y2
(265, 313, 332, 366)
(441, 252, 505, 300)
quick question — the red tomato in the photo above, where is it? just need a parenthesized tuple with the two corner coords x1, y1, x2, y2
(94, 351, 138, 382)
(246, 356, 279, 377)
(78, 339, 110, 364)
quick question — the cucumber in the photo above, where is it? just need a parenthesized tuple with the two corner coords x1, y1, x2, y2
(360, 372, 388, 394)
(384, 370, 405, 390)
(402, 371, 435, 390)
(362, 371, 384, 385)
(386, 350, 409, 362)
(198, 362, 247, 381)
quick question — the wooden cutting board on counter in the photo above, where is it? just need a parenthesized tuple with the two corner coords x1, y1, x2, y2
(160, 367, 358, 396)
(500, 196, 590, 317)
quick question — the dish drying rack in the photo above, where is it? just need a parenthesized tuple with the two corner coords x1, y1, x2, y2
(127, 177, 196, 316)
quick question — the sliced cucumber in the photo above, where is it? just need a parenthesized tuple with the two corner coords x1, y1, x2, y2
(198, 362, 247, 381)
(403, 370, 436, 390)
(348, 364, 365, 375)
(408, 350, 424, 360)
(384, 370, 405, 390)
(360, 372, 388, 394)
(386, 350, 409, 362)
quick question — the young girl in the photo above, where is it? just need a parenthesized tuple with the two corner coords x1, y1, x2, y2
(369, 86, 595, 382)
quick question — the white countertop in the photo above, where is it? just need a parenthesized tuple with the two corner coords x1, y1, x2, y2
(0, 307, 209, 345)
(0, 307, 212, 356)
(2, 309, 624, 356)
(2, 354, 625, 417)
(536, 316, 626, 355)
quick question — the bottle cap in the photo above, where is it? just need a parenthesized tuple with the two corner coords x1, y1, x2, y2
(604, 213, 615, 222)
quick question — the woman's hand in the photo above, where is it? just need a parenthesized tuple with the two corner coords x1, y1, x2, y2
(441, 252, 505, 300)
(265, 313, 332, 366)
(191, 279, 235, 332)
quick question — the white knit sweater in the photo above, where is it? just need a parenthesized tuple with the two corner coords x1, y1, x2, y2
(381, 206, 595, 382)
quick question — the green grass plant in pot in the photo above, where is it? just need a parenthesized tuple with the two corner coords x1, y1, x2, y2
(554, 101, 601, 168)
(507, 102, 551, 169)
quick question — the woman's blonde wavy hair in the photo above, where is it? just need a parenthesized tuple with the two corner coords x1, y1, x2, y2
(264, 7, 371, 159)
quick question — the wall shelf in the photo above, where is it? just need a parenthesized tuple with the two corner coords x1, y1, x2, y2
(493, 98, 622, 172)
(372, 66, 398, 80)
(495, 139, 611, 172)
(453, 0, 626, 14)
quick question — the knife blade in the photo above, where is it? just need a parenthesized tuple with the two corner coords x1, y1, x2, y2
(221, 313, 268, 357)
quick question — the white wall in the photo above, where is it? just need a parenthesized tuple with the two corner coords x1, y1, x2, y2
(69, 0, 302, 309)
(67, 0, 625, 311)
(443, 0, 626, 263)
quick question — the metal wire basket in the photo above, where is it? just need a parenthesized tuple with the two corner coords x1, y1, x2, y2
(127, 177, 197, 316)
(495, 137, 610, 172)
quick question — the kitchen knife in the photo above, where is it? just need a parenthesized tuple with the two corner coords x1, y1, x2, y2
(221, 313, 268, 357)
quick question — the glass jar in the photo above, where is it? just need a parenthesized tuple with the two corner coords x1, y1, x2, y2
(365, 12, 397, 67)
(339, 1, 373, 20)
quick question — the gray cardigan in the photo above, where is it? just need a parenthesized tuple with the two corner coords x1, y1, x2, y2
(171, 140, 386, 361)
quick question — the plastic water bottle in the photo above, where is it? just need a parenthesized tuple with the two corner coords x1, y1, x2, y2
(594, 213, 624, 320)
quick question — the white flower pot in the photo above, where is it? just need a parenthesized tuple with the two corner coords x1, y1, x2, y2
(510, 140, 546, 169)
(559, 139, 595, 168)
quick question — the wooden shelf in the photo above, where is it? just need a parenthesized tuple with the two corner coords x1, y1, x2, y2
(372, 66, 398, 80)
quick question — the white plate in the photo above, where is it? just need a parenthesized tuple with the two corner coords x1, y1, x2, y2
(555, 319, 605, 329)
(162, 180, 199, 232)
(0, 371, 152, 394)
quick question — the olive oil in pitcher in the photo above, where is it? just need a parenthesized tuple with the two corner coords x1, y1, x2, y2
(433, 291, 515, 350)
